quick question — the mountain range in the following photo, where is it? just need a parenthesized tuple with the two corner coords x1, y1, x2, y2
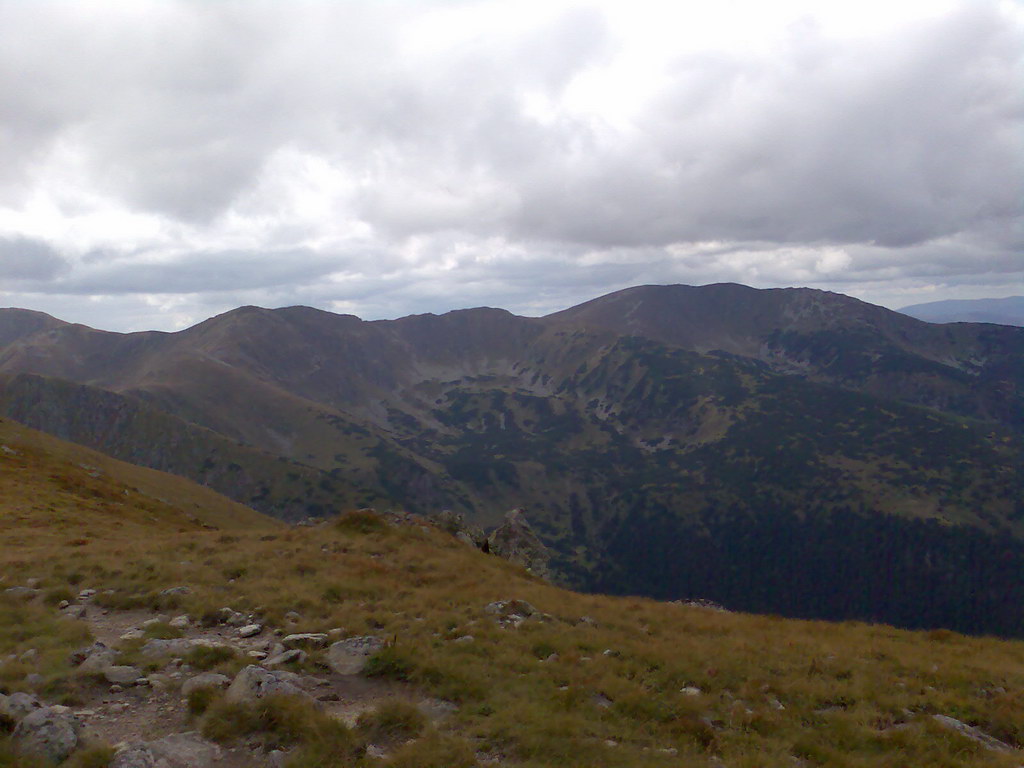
(3, 283, 1024, 636)
(900, 296, 1024, 326)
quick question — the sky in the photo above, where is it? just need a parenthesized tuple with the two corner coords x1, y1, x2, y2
(0, 0, 1021, 332)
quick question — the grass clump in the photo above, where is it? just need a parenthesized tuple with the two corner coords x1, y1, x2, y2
(201, 695, 355, 758)
(142, 621, 183, 640)
(356, 700, 426, 744)
(187, 687, 221, 716)
(363, 646, 416, 682)
(185, 645, 238, 672)
(334, 509, 388, 535)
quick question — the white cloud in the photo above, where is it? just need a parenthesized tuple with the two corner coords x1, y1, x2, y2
(0, 0, 1020, 331)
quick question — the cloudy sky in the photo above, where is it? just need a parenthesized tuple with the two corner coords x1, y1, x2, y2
(0, 0, 1021, 331)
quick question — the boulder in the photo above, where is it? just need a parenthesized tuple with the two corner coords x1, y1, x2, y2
(0, 691, 43, 721)
(181, 673, 230, 698)
(326, 636, 386, 675)
(111, 731, 222, 768)
(12, 707, 81, 764)
(486, 509, 551, 579)
(224, 666, 310, 704)
(931, 715, 1013, 753)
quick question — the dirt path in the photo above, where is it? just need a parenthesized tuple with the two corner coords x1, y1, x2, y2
(68, 603, 441, 765)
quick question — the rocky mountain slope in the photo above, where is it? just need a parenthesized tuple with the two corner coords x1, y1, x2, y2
(2, 284, 1024, 636)
(2, 428, 1024, 767)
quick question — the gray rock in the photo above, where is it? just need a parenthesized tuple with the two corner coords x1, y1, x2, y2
(24, 673, 45, 689)
(326, 636, 386, 675)
(12, 707, 81, 764)
(111, 731, 222, 768)
(217, 607, 246, 626)
(282, 633, 329, 649)
(484, 599, 537, 627)
(181, 673, 230, 698)
(264, 649, 306, 667)
(0, 691, 43, 721)
(169, 615, 191, 629)
(486, 509, 551, 579)
(931, 715, 1013, 753)
(74, 642, 117, 672)
(104, 666, 143, 685)
(57, 600, 70, 610)
(159, 586, 191, 597)
(110, 745, 159, 768)
(237, 623, 262, 638)
(224, 665, 310, 704)
(141, 638, 194, 657)
(4, 586, 40, 600)
(77, 589, 97, 600)
(64, 605, 88, 620)
(19, 648, 38, 664)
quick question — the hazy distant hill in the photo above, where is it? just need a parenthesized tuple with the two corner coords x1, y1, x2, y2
(900, 296, 1024, 326)
(3, 284, 1024, 635)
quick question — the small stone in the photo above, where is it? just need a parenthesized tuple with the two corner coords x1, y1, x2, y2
(169, 615, 191, 629)
(238, 624, 262, 638)
(263, 649, 306, 667)
(57, 600, 70, 610)
(104, 666, 143, 685)
(78, 589, 97, 599)
(141, 617, 167, 629)
(159, 586, 191, 597)
(24, 578, 40, 589)
(19, 648, 38, 664)
(23, 673, 44, 689)
(64, 605, 88, 620)
(248, 651, 268, 660)
(680, 686, 702, 696)
(284, 611, 302, 624)
(109, 684, 124, 693)
(119, 629, 146, 642)
(453, 635, 475, 644)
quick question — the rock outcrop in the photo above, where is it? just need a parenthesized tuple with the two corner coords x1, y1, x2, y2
(486, 509, 551, 580)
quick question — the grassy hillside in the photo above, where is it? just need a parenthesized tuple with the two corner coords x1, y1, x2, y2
(2, 445, 1024, 766)
(0, 417, 276, 543)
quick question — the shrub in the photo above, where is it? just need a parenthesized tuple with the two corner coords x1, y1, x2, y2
(186, 645, 237, 671)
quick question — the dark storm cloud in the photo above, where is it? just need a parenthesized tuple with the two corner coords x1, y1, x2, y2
(0, 237, 69, 280)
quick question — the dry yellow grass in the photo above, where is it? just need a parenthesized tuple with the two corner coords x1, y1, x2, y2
(2, 421, 1024, 766)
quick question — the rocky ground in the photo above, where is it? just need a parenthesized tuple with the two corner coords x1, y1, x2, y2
(1, 587, 460, 767)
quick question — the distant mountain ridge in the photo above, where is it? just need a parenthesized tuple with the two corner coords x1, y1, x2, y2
(4, 283, 1024, 636)
(900, 295, 1024, 326)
